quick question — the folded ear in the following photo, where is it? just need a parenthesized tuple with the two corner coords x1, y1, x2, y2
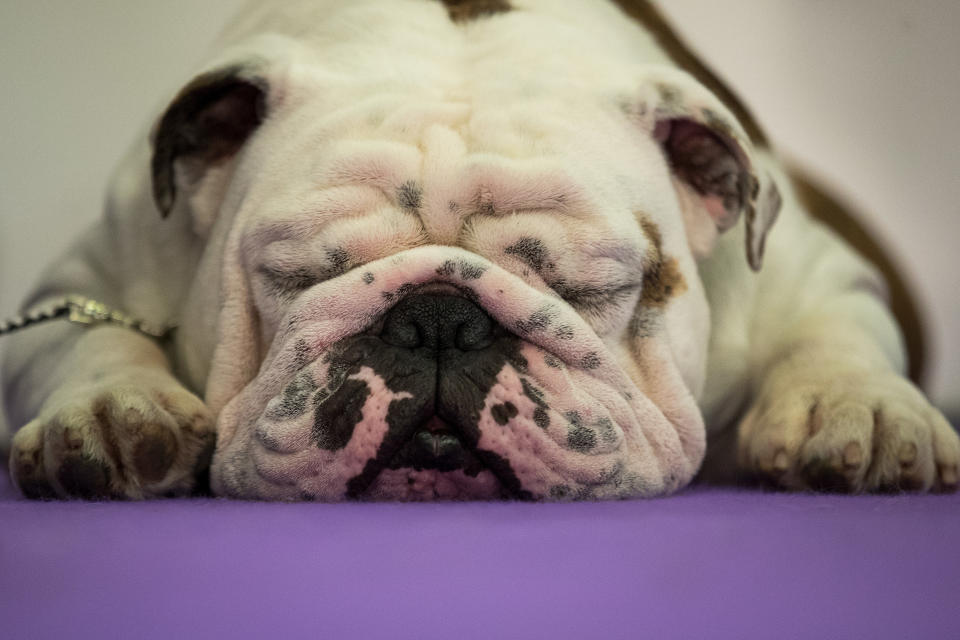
(638, 68, 781, 270)
(151, 64, 269, 218)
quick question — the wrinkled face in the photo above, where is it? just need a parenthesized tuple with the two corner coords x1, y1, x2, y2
(201, 87, 715, 501)
(162, 3, 775, 501)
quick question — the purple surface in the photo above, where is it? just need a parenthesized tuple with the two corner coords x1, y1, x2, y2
(1, 468, 958, 640)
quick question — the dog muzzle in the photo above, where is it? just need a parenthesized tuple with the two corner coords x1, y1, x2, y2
(210, 246, 704, 500)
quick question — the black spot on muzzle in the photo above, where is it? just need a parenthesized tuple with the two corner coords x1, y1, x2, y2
(312, 294, 533, 499)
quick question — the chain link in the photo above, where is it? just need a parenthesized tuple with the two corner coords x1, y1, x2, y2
(0, 296, 172, 339)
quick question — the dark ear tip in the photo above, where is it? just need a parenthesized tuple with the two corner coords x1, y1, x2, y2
(744, 177, 781, 271)
(150, 143, 175, 217)
(154, 187, 174, 218)
(151, 166, 175, 218)
(746, 224, 765, 271)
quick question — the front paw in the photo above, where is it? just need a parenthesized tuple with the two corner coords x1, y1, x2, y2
(9, 370, 214, 499)
(737, 368, 960, 493)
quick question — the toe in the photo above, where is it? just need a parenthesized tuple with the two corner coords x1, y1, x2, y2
(10, 423, 59, 499)
(864, 405, 935, 492)
(798, 401, 873, 492)
(929, 411, 960, 493)
(12, 447, 58, 500)
(738, 395, 818, 487)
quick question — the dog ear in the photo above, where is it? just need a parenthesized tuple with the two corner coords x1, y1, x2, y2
(151, 65, 268, 218)
(638, 68, 781, 271)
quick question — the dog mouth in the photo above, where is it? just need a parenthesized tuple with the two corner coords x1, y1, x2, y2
(318, 293, 533, 499)
(384, 417, 483, 475)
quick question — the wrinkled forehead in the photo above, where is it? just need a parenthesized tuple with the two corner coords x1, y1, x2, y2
(233, 91, 681, 259)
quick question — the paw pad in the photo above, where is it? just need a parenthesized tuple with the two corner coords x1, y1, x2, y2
(56, 454, 112, 499)
(133, 426, 178, 483)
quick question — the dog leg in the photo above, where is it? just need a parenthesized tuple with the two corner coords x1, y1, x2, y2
(716, 162, 960, 492)
(1, 137, 213, 499)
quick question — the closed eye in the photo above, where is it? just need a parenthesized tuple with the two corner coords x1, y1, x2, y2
(550, 280, 641, 315)
(257, 266, 320, 300)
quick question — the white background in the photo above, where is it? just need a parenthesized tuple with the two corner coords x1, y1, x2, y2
(1, 1, 957, 415)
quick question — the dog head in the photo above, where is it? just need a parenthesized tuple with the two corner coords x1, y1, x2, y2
(154, 2, 780, 500)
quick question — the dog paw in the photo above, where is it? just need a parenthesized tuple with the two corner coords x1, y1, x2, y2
(9, 370, 215, 499)
(736, 368, 960, 493)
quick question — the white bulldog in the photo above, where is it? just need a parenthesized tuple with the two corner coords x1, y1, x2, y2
(3, 0, 957, 500)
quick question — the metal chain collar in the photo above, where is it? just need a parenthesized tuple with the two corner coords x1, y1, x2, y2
(0, 296, 172, 340)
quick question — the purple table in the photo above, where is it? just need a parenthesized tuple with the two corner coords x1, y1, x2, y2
(1, 467, 957, 639)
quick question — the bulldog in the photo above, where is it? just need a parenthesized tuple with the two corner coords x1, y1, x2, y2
(3, 0, 958, 500)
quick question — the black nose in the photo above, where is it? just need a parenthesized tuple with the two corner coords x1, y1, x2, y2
(380, 294, 496, 351)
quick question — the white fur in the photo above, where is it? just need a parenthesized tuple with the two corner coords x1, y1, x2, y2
(3, 0, 957, 497)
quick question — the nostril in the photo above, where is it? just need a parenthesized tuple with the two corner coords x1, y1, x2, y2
(456, 314, 494, 351)
(380, 313, 423, 348)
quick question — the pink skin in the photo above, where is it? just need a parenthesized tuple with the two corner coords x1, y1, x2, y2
(210, 246, 704, 501)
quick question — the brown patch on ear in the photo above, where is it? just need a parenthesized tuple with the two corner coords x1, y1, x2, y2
(440, 0, 511, 22)
(638, 215, 687, 308)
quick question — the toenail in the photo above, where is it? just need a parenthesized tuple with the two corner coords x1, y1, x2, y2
(62, 428, 84, 450)
(842, 442, 863, 468)
(898, 442, 918, 466)
(772, 449, 789, 472)
(17, 453, 36, 475)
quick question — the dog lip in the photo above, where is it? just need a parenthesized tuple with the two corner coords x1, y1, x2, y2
(409, 282, 465, 297)
(385, 418, 486, 476)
